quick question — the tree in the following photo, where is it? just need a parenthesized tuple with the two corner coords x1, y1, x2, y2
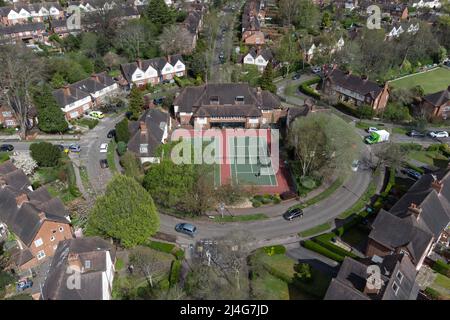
(129, 247, 165, 287)
(115, 21, 149, 60)
(382, 103, 412, 122)
(321, 11, 332, 29)
(278, 0, 300, 26)
(29, 142, 62, 167)
(277, 33, 300, 76)
(128, 87, 144, 120)
(159, 25, 193, 55)
(294, 263, 312, 282)
(181, 167, 217, 215)
(259, 63, 276, 93)
(103, 52, 122, 70)
(190, 50, 208, 78)
(146, 0, 175, 30)
(86, 175, 160, 248)
(115, 118, 130, 143)
(0, 44, 42, 138)
(295, 0, 320, 31)
(120, 151, 143, 182)
(10, 153, 37, 176)
(287, 113, 363, 177)
(33, 84, 68, 133)
(371, 142, 406, 170)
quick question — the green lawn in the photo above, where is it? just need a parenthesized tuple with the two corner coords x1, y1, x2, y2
(338, 180, 377, 219)
(430, 274, 450, 299)
(408, 150, 448, 167)
(107, 141, 118, 173)
(389, 67, 450, 94)
(0, 152, 10, 164)
(298, 221, 332, 238)
(213, 213, 269, 223)
(252, 270, 291, 300)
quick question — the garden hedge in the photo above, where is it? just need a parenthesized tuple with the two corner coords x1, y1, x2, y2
(263, 245, 286, 256)
(313, 237, 358, 259)
(146, 240, 175, 253)
(302, 240, 344, 262)
(299, 78, 321, 99)
(169, 259, 182, 287)
(432, 260, 450, 277)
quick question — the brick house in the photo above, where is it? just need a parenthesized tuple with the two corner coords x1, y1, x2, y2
(0, 161, 73, 272)
(420, 86, 450, 120)
(367, 171, 450, 270)
(241, 0, 265, 45)
(41, 237, 116, 300)
(0, 21, 46, 44)
(0, 104, 18, 128)
(321, 67, 390, 112)
(52, 72, 119, 120)
(173, 83, 283, 129)
(182, 6, 204, 52)
(325, 254, 419, 300)
(120, 55, 186, 88)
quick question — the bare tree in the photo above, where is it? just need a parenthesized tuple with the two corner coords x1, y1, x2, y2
(129, 247, 165, 288)
(0, 44, 42, 138)
(116, 22, 148, 60)
(278, 0, 300, 26)
(159, 25, 193, 55)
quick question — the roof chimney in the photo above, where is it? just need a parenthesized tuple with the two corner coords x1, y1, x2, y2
(363, 271, 382, 295)
(140, 121, 147, 134)
(136, 59, 143, 70)
(362, 75, 368, 82)
(431, 179, 443, 194)
(0, 177, 5, 188)
(407, 203, 422, 220)
(63, 85, 70, 96)
(38, 211, 46, 222)
(167, 55, 172, 64)
(91, 73, 99, 82)
(346, 70, 352, 76)
(67, 253, 82, 271)
(15, 193, 29, 207)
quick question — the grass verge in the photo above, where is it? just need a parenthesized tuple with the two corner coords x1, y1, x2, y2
(298, 221, 332, 238)
(107, 140, 117, 173)
(213, 213, 269, 222)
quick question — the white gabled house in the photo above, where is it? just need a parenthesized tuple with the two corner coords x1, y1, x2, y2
(242, 47, 273, 72)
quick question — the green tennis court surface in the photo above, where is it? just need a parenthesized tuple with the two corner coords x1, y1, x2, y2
(228, 136, 278, 186)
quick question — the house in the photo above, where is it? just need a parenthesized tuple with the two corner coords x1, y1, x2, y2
(420, 86, 450, 120)
(241, 0, 265, 45)
(52, 73, 118, 120)
(41, 237, 116, 300)
(324, 254, 420, 300)
(0, 22, 46, 44)
(367, 171, 450, 270)
(413, 0, 441, 9)
(321, 67, 390, 111)
(0, 104, 18, 128)
(242, 47, 273, 72)
(0, 161, 73, 272)
(0, 3, 63, 26)
(120, 55, 186, 88)
(49, 18, 81, 37)
(173, 83, 282, 129)
(182, 7, 204, 52)
(127, 109, 171, 164)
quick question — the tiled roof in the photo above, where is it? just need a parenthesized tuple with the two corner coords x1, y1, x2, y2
(324, 68, 384, 99)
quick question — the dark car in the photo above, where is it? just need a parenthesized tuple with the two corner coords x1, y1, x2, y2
(407, 130, 425, 138)
(175, 223, 197, 237)
(283, 208, 304, 221)
(107, 129, 116, 139)
(125, 111, 133, 119)
(99, 159, 109, 168)
(292, 73, 301, 80)
(402, 168, 422, 180)
(0, 144, 14, 152)
(55, 144, 65, 152)
(153, 97, 165, 105)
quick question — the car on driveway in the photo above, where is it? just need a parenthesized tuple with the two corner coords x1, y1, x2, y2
(311, 66, 321, 74)
(89, 111, 104, 119)
(99, 159, 109, 168)
(407, 130, 425, 138)
(401, 168, 422, 180)
(68, 144, 81, 153)
(0, 144, 14, 152)
(175, 223, 197, 237)
(292, 73, 301, 80)
(153, 97, 165, 105)
(100, 143, 108, 153)
(351, 160, 360, 172)
(16, 278, 33, 292)
(283, 207, 304, 221)
(429, 131, 449, 138)
(367, 127, 378, 133)
(107, 129, 116, 139)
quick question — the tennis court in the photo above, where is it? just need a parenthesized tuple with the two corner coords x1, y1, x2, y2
(228, 136, 278, 186)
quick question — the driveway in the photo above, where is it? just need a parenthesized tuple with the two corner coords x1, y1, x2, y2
(286, 245, 339, 277)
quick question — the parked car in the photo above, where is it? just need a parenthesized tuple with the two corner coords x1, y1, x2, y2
(125, 111, 133, 119)
(401, 168, 422, 180)
(283, 207, 304, 221)
(429, 131, 449, 138)
(107, 129, 116, 139)
(153, 97, 165, 105)
(0, 144, 14, 152)
(351, 160, 360, 172)
(311, 66, 321, 74)
(89, 111, 104, 119)
(16, 279, 33, 292)
(292, 73, 301, 80)
(407, 130, 425, 138)
(68, 144, 81, 153)
(100, 143, 108, 153)
(175, 223, 197, 237)
(55, 144, 66, 152)
(367, 127, 378, 133)
(99, 159, 109, 168)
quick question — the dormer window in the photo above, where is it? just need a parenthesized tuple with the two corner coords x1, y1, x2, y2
(392, 282, 399, 295)
(235, 96, 245, 104)
(396, 271, 404, 283)
(210, 96, 219, 105)
(85, 260, 91, 269)
(140, 144, 148, 154)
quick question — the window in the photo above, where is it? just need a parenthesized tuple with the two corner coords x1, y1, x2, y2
(59, 227, 64, 232)
(37, 250, 46, 260)
(34, 238, 43, 247)
(85, 260, 91, 269)
(396, 271, 404, 283)
(392, 282, 399, 295)
(50, 236, 55, 242)
(165, 67, 171, 72)
(140, 144, 148, 154)
(177, 64, 183, 69)
(2, 111, 12, 117)
(257, 58, 264, 63)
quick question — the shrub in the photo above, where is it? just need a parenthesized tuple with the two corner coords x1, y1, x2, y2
(146, 240, 175, 253)
(334, 102, 360, 117)
(252, 200, 262, 207)
(173, 248, 185, 260)
(425, 287, 444, 300)
(115, 118, 130, 143)
(313, 237, 358, 258)
(302, 240, 344, 262)
(115, 258, 124, 271)
(169, 260, 182, 287)
(263, 245, 286, 256)
(299, 78, 321, 99)
(400, 143, 422, 152)
(426, 144, 441, 152)
(405, 163, 425, 174)
(294, 263, 312, 282)
(432, 260, 450, 277)
(299, 176, 316, 189)
(116, 141, 127, 156)
(30, 142, 62, 167)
